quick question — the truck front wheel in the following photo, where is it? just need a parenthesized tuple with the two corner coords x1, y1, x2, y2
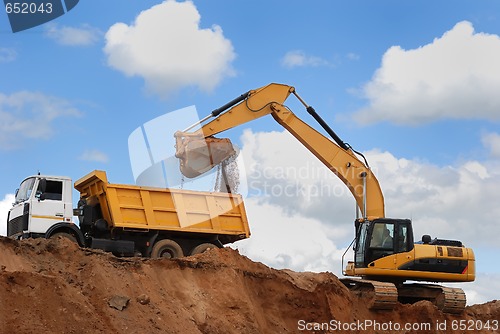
(151, 239, 184, 259)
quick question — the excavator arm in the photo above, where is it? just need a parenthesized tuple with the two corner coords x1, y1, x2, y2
(175, 83, 385, 219)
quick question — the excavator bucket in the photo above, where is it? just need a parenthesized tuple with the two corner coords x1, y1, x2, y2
(175, 136, 236, 178)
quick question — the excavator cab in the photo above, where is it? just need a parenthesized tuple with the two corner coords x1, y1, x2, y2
(353, 218, 414, 269)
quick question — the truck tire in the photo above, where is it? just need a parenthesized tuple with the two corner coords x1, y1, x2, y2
(151, 239, 184, 259)
(190, 243, 218, 255)
(50, 232, 77, 243)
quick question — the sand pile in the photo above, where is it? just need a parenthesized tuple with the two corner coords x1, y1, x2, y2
(0, 237, 498, 334)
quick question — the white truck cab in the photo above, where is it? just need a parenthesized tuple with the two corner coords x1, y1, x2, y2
(7, 174, 83, 243)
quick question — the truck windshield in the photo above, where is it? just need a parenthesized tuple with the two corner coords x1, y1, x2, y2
(15, 177, 35, 204)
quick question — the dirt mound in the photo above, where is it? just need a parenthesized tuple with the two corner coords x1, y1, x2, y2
(0, 237, 498, 334)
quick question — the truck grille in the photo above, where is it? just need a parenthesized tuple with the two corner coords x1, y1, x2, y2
(7, 204, 29, 237)
(7, 215, 24, 236)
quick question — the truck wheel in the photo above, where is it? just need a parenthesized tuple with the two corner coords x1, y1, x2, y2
(151, 239, 184, 259)
(50, 232, 77, 243)
(190, 243, 218, 255)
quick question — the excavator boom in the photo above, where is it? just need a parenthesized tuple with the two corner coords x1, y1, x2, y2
(175, 83, 385, 219)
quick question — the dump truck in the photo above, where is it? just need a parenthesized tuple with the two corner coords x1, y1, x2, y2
(7, 170, 250, 258)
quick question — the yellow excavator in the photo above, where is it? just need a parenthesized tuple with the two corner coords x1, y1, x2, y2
(174, 83, 475, 313)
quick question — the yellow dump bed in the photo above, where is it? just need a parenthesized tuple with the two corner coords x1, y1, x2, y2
(74, 170, 250, 244)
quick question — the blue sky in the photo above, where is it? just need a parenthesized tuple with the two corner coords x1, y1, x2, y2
(1, 0, 500, 304)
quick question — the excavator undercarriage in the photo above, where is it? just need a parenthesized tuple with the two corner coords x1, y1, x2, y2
(341, 278, 398, 311)
(340, 278, 466, 314)
(398, 283, 467, 314)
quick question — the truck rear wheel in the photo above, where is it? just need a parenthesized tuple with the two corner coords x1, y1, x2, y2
(190, 243, 218, 255)
(151, 239, 184, 259)
(50, 232, 77, 243)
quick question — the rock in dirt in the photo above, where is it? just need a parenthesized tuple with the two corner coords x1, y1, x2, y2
(108, 295, 130, 311)
(137, 293, 151, 305)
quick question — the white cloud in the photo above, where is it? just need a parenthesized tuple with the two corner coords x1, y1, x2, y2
(238, 129, 500, 247)
(0, 91, 81, 149)
(457, 273, 500, 305)
(281, 50, 330, 68)
(232, 129, 499, 303)
(0, 194, 15, 236)
(362, 150, 500, 248)
(355, 21, 500, 125)
(232, 198, 347, 273)
(104, 0, 235, 97)
(45, 23, 101, 46)
(0, 48, 16, 62)
(482, 132, 500, 158)
(78, 149, 109, 163)
(239, 129, 355, 225)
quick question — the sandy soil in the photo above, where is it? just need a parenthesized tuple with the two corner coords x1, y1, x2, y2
(0, 237, 498, 334)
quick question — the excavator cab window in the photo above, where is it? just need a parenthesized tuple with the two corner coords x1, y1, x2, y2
(354, 222, 369, 267)
(369, 223, 394, 249)
(364, 222, 395, 264)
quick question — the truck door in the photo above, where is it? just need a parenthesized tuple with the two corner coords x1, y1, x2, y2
(8, 177, 35, 237)
(29, 178, 66, 235)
